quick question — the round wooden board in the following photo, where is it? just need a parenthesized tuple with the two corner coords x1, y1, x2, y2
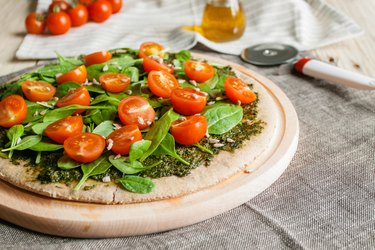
(0, 57, 299, 238)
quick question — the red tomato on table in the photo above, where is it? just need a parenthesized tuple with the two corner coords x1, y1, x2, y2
(107, 0, 123, 14)
(67, 4, 89, 27)
(88, 0, 113, 23)
(48, 0, 71, 13)
(25, 12, 46, 34)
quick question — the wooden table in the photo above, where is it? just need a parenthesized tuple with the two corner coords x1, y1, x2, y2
(0, 0, 374, 77)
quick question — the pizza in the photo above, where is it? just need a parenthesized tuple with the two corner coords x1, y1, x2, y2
(0, 43, 277, 204)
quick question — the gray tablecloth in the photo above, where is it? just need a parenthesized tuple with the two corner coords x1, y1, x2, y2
(1, 50, 375, 249)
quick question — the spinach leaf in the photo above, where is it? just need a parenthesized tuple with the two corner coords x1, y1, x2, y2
(153, 133, 189, 165)
(56, 82, 81, 98)
(175, 50, 191, 62)
(2, 135, 42, 152)
(23, 101, 47, 124)
(121, 67, 139, 82)
(43, 105, 113, 123)
(86, 105, 117, 125)
(29, 141, 64, 151)
(203, 103, 243, 135)
(92, 120, 114, 138)
(31, 122, 51, 135)
(109, 156, 146, 175)
(37, 53, 83, 77)
(90, 94, 120, 106)
(74, 155, 112, 191)
(140, 109, 180, 162)
(129, 140, 152, 162)
(57, 155, 81, 170)
(87, 64, 119, 81)
(118, 175, 155, 194)
(85, 85, 106, 94)
(6, 125, 24, 158)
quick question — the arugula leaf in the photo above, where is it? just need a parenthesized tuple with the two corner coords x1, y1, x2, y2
(74, 155, 112, 191)
(118, 175, 155, 194)
(2, 135, 42, 152)
(56, 82, 81, 98)
(140, 109, 180, 162)
(129, 140, 152, 162)
(57, 155, 81, 170)
(153, 133, 189, 165)
(92, 120, 114, 138)
(203, 103, 243, 135)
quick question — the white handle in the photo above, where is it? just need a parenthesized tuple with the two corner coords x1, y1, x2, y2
(294, 58, 375, 90)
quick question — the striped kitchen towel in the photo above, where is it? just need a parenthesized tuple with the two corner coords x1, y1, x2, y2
(16, 0, 363, 59)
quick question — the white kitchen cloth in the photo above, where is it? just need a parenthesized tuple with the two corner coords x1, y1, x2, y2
(16, 0, 363, 59)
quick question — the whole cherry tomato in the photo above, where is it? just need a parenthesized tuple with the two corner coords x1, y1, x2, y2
(170, 115, 207, 145)
(25, 12, 46, 35)
(184, 60, 215, 83)
(67, 4, 89, 27)
(0, 95, 28, 128)
(143, 56, 174, 74)
(107, 0, 122, 14)
(107, 125, 142, 155)
(48, 0, 71, 13)
(56, 87, 90, 114)
(64, 133, 106, 163)
(88, 0, 113, 23)
(79, 0, 94, 6)
(118, 96, 156, 130)
(21, 80, 56, 102)
(47, 10, 71, 35)
(45, 116, 84, 144)
(84, 51, 112, 65)
(139, 42, 164, 59)
(171, 88, 208, 116)
(56, 65, 87, 85)
(147, 70, 180, 98)
(224, 77, 257, 104)
(99, 73, 130, 93)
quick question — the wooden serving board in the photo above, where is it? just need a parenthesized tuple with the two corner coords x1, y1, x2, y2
(0, 57, 299, 238)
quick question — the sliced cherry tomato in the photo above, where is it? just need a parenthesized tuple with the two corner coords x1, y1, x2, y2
(147, 70, 180, 98)
(224, 76, 257, 104)
(64, 133, 106, 163)
(139, 42, 164, 59)
(46, 10, 71, 35)
(21, 80, 56, 102)
(170, 115, 207, 145)
(67, 4, 89, 27)
(56, 87, 90, 114)
(107, 125, 142, 155)
(107, 0, 122, 14)
(118, 96, 155, 130)
(143, 56, 174, 74)
(99, 73, 130, 93)
(184, 60, 215, 83)
(48, 0, 71, 13)
(0, 95, 28, 128)
(88, 0, 112, 23)
(84, 51, 112, 66)
(171, 88, 208, 116)
(56, 65, 87, 85)
(25, 12, 46, 35)
(45, 116, 84, 144)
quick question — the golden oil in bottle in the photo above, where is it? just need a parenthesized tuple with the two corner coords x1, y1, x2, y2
(201, 0, 246, 42)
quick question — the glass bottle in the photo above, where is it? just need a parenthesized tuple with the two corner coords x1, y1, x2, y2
(201, 0, 246, 42)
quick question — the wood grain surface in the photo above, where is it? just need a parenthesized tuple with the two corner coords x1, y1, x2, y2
(0, 58, 299, 238)
(0, 0, 373, 77)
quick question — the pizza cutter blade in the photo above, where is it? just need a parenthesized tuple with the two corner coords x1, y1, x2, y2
(240, 43, 375, 90)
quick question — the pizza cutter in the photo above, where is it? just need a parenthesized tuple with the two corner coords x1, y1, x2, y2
(240, 43, 375, 90)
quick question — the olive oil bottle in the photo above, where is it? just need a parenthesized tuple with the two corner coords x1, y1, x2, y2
(201, 0, 246, 42)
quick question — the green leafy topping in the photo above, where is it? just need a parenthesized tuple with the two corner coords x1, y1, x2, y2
(118, 175, 155, 194)
(203, 103, 243, 134)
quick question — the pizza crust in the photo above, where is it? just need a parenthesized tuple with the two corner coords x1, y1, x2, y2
(0, 69, 279, 204)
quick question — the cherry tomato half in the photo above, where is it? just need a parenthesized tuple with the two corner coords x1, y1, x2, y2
(139, 42, 164, 59)
(107, 125, 142, 155)
(56, 87, 90, 114)
(118, 96, 155, 130)
(48, 0, 71, 13)
(184, 60, 215, 83)
(170, 115, 207, 145)
(88, 0, 112, 23)
(107, 0, 122, 14)
(47, 10, 71, 35)
(45, 116, 84, 144)
(21, 80, 56, 102)
(0, 95, 28, 128)
(67, 4, 89, 27)
(99, 73, 130, 93)
(147, 70, 180, 98)
(84, 51, 112, 66)
(25, 12, 46, 35)
(64, 133, 106, 163)
(171, 88, 208, 116)
(224, 77, 257, 104)
(56, 65, 87, 85)
(143, 56, 174, 74)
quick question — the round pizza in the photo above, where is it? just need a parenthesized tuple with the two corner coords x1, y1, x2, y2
(0, 42, 277, 204)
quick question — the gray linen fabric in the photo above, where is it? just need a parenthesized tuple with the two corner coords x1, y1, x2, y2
(1, 50, 375, 249)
